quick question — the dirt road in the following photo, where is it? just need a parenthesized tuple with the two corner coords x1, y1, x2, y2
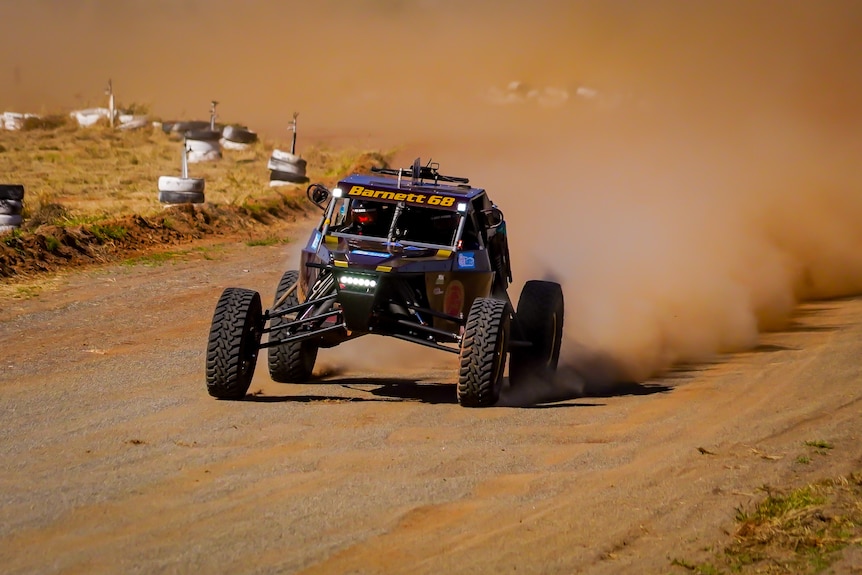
(1, 220, 861, 575)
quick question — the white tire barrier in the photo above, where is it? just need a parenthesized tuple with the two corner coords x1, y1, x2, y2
(158, 176, 205, 194)
(70, 108, 111, 127)
(271, 149, 303, 164)
(185, 129, 222, 163)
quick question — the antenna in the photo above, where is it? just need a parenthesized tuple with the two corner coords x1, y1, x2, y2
(412, 157, 421, 185)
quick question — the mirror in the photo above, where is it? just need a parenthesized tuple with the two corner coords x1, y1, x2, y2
(482, 207, 504, 228)
(306, 183, 330, 210)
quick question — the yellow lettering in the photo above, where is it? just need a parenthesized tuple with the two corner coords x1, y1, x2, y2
(394, 193, 407, 201)
(440, 197, 455, 207)
(362, 189, 374, 197)
(348, 186, 364, 196)
(374, 190, 396, 200)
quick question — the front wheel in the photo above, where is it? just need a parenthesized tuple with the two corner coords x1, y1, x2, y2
(268, 270, 319, 383)
(509, 281, 564, 386)
(457, 298, 511, 407)
(205, 288, 263, 399)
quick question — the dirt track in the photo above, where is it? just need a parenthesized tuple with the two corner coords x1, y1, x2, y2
(1, 218, 860, 575)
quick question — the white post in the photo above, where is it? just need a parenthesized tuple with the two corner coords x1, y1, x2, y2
(182, 141, 189, 179)
(106, 79, 114, 129)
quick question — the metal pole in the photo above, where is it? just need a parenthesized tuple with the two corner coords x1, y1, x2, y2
(182, 140, 189, 179)
(210, 100, 219, 131)
(290, 112, 298, 155)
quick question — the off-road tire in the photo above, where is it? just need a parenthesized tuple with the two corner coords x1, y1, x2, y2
(457, 297, 511, 407)
(0, 185, 24, 201)
(205, 288, 263, 399)
(509, 281, 564, 386)
(268, 270, 319, 383)
(0, 199, 23, 215)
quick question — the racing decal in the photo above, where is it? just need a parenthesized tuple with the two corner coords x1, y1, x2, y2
(346, 185, 457, 208)
(457, 252, 476, 269)
(443, 280, 465, 318)
(334, 260, 348, 268)
(375, 265, 392, 272)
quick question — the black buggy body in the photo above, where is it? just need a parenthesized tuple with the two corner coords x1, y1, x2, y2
(206, 160, 564, 407)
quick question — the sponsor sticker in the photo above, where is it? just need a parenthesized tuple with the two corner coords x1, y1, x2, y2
(457, 252, 476, 269)
(346, 185, 457, 208)
(309, 230, 322, 252)
(444, 280, 465, 318)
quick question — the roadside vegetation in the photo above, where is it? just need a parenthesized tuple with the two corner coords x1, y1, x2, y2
(671, 441, 861, 574)
(0, 113, 390, 280)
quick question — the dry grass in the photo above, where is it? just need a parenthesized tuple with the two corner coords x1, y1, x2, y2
(671, 470, 862, 574)
(0, 116, 393, 281)
(0, 118, 391, 226)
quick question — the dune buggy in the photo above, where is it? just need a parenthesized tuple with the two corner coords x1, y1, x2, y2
(205, 159, 564, 407)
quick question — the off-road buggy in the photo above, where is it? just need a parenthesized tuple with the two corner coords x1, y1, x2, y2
(205, 159, 564, 407)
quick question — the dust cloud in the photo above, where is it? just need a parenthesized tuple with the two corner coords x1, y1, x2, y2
(3, 0, 862, 385)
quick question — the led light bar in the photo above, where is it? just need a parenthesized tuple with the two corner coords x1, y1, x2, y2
(339, 275, 378, 288)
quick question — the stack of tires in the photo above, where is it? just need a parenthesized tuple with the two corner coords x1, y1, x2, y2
(0, 184, 24, 233)
(221, 125, 258, 151)
(268, 149, 307, 186)
(185, 129, 222, 163)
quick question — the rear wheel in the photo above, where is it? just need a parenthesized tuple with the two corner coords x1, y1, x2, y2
(268, 270, 319, 383)
(458, 298, 511, 407)
(205, 288, 263, 399)
(509, 281, 564, 386)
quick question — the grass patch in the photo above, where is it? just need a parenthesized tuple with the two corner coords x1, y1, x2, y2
(804, 440, 834, 451)
(245, 236, 286, 247)
(90, 223, 128, 242)
(672, 472, 862, 574)
(122, 251, 183, 266)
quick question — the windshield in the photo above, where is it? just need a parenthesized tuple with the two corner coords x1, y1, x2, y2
(329, 199, 463, 249)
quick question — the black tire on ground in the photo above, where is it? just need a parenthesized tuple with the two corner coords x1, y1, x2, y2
(269, 169, 308, 184)
(457, 297, 511, 407)
(0, 185, 24, 200)
(0, 199, 23, 215)
(184, 129, 221, 141)
(158, 190, 205, 204)
(0, 214, 23, 226)
(222, 125, 258, 144)
(268, 270, 319, 383)
(157, 176, 205, 193)
(205, 288, 263, 399)
(509, 281, 564, 386)
(170, 121, 211, 133)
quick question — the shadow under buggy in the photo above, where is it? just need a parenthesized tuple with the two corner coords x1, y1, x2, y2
(205, 160, 564, 407)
